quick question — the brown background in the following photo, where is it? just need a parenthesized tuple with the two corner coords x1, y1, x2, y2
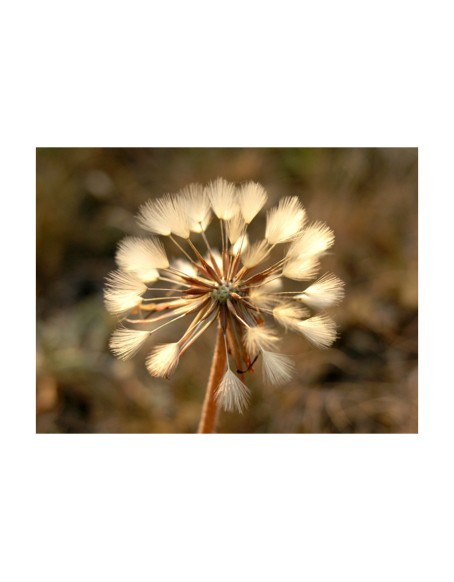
(36, 147, 418, 433)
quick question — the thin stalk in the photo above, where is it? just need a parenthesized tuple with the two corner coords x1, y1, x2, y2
(169, 234, 196, 263)
(197, 323, 226, 434)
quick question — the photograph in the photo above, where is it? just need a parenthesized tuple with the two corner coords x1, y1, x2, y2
(36, 147, 418, 433)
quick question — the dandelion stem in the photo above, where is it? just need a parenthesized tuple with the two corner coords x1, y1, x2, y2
(197, 323, 226, 434)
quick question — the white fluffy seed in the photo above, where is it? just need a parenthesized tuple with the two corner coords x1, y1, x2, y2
(216, 369, 250, 413)
(180, 183, 212, 232)
(146, 343, 180, 378)
(261, 350, 295, 385)
(238, 181, 268, 224)
(104, 270, 147, 315)
(116, 236, 168, 281)
(241, 239, 270, 268)
(206, 177, 238, 220)
(294, 274, 345, 310)
(296, 314, 337, 348)
(272, 303, 309, 330)
(109, 327, 150, 360)
(287, 221, 335, 259)
(244, 325, 280, 354)
(227, 211, 246, 245)
(249, 278, 283, 309)
(137, 195, 190, 239)
(282, 255, 320, 281)
(265, 196, 306, 244)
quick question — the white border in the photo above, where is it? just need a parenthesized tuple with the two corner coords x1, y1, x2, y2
(3, 1, 452, 580)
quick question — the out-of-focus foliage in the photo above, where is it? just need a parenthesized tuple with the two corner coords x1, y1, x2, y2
(36, 148, 417, 433)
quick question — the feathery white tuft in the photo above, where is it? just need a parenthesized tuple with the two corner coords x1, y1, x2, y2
(296, 314, 337, 348)
(272, 303, 309, 330)
(282, 255, 320, 281)
(261, 350, 295, 385)
(287, 221, 335, 259)
(170, 258, 198, 278)
(137, 195, 190, 239)
(244, 325, 280, 354)
(231, 233, 249, 256)
(146, 343, 180, 378)
(295, 274, 345, 310)
(241, 239, 270, 269)
(238, 181, 268, 224)
(263, 277, 283, 291)
(109, 327, 150, 360)
(227, 212, 246, 245)
(180, 183, 212, 232)
(116, 236, 168, 281)
(205, 177, 238, 220)
(249, 277, 283, 309)
(265, 196, 307, 244)
(104, 270, 147, 315)
(216, 369, 250, 413)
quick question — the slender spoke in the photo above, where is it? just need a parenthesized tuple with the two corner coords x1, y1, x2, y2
(141, 296, 188, 302)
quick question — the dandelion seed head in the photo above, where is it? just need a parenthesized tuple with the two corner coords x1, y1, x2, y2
(106, 178, 343, 418)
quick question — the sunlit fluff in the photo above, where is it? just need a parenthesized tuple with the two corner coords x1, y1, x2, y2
(105, 179, 344, 413)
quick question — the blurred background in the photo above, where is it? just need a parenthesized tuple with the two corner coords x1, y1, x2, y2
(36, 148, 417, 433)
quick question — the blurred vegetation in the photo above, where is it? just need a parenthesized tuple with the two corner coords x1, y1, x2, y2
(36, 148, 417, 433)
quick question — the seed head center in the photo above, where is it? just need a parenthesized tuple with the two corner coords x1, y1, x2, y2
(212, 282, 234, 304)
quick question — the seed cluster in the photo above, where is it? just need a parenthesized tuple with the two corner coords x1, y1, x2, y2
(105, 178, 344, 413)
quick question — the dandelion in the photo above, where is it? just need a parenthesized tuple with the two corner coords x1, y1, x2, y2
(104, 179, 344, 432)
